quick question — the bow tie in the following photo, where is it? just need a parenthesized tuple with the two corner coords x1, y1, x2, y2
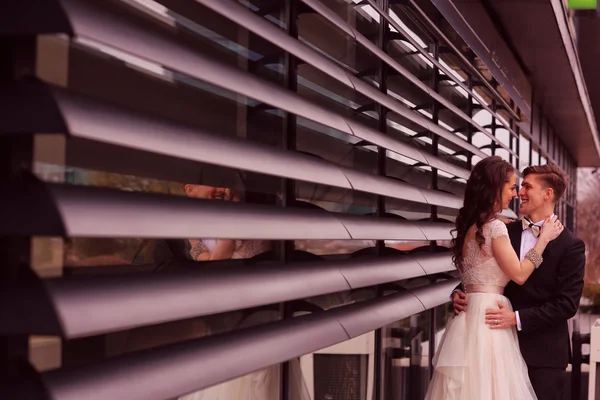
(522, 217, 540, 237)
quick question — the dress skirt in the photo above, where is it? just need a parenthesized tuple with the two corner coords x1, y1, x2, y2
(425, 293, 537, 400)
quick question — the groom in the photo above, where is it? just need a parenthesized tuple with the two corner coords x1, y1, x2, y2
(451, 164, 586, 400)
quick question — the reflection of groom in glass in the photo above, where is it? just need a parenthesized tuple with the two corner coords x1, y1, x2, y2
(135, 183, 270, 266)
(184, 184, 238, 261)
(140, 183, 237, 265)
(452, 164, 585, 400)
(184, 184, 271, 261)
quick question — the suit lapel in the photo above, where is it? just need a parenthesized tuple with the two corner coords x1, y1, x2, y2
(542, 229, 567, 258)
(508, 221, 523, 258)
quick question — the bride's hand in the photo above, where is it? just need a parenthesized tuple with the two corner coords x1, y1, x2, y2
(539, 215, 564, 243)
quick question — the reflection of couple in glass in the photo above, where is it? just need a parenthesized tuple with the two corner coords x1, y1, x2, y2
(183, 184, 270, 261)
(425, 157, 585, 400)
(175, 185, 277, 400)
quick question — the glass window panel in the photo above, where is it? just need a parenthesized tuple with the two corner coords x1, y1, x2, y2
(472, 110, 493, 127)
(181, 365, 281, 399)
(519, 136, 530, 171)
(20, 0, 544, 395)
(472, 155, 483, 166)
(381, 308, 442, 400)
(472, 132, 491, 150)
(314, 354, 369, 400)
(532, 149, 540, 166)
(495, 148, 510, 163)
(32, 162, 280, 270)
(293, 284, 377, 400)
(496, 128, 511, 148)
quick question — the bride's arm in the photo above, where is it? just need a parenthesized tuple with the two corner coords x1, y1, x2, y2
(492, 235, 550, 285)
(493, 216, 564, 285)
(208, 239, 235, 260)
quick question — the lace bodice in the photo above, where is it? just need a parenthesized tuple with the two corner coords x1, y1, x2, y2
(459, 219, 510, 287)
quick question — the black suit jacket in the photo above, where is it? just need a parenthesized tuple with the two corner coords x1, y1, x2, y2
(456, 220, 586, 368)
(504, 221, 585, 368)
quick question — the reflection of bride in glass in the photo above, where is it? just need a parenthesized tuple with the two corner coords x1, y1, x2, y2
(183, 184, 270, 261)
(178, 184, 284, 400)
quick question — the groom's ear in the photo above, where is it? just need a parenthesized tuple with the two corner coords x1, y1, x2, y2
(543, 187, 555, 202)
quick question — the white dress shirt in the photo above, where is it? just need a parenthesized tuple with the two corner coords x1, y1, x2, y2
(202, 239, 218, 252)
(515, 214, 553, 331)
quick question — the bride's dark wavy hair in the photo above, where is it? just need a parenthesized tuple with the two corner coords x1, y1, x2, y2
(452, 156, 514, 270)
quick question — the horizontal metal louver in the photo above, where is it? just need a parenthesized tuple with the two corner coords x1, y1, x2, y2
(360, 0, 520, 151)
(5, 0, 559, 398)
(0, 80, 463, 209)
(298, 0, 515, 156)
(1, 0, 471, 179)
(1, 180, 454, 240)
(196, 0, 487, 159)
(402, 0, 519, 122)
(31, 280, 458, 400)
(0, 253, 454, 338)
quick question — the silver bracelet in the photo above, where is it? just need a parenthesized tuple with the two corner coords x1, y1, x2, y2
(525, 248, 543, 269)
(190, 241, 208, 260)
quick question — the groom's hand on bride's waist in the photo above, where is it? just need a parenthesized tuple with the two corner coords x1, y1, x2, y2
(452, 290, 468, 315)
(485, 302, 517, 329)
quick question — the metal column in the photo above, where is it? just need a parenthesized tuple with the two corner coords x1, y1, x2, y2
(428, 40, 441, 379)
(374, 1, 389, 398)
(279, 2, 299, 399)
(0, 36, 38, 396)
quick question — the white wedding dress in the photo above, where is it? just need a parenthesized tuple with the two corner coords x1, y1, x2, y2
(425, 219, 537, 400)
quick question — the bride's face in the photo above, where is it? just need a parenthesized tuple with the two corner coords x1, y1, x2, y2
(499, 172, 518, 210)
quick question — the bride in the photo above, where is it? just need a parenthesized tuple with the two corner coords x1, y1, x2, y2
(425, 156, 563, 399)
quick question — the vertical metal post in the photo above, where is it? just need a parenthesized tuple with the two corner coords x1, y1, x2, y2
(374, 1, 389, 398)
(508, 100, 514, 166)
(490, 99, 497, 156)
(539, 116, 544, 164)
(466, 58, 475, 170)
(557, 144, 562, 219)
(514, 108, 522, 214)
(553, 128, 558, 161)
(516, 108, 522, 170)
(0, 36, 36, 392)
(428, 40, 440, 379)
(279, 2, 298, 399)
(572, 320, 582, 400)
(508, 100, 519, 214)
(547, 126, 552, 158)
(528, 102, 534, 170)
(375, 4, 388, 240)
(0, 134, 34, 376)
(282, 0, 298, 211)
(571, 319, 590, 400)
(572, 157, 578, 232)
(561, 147, 566, 219)
(429, 41, 440, 219)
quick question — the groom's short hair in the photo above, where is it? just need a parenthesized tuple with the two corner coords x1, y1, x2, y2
(522, 164, 569, 201)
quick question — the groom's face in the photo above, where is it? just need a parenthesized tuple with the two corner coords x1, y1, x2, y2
(518, 174, 545, 216)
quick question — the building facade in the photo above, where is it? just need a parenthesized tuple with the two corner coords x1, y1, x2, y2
(0, 0, 596, 399)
